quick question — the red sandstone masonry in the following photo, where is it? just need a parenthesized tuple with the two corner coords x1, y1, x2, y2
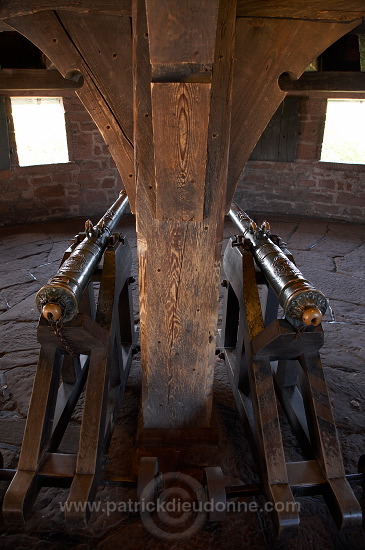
(298, 98, 327, 117)
(32, 175, 53, 186)
(301, 180, 316, 188)
(101, 177, 117, 189)
(34, 185, 65, 199)
(79, 160, 103, 170)
(337, 192, 365, 207)
(295, 143, 322, 160)
(52, 172, 75, 184)
(320, 180, 336, 189)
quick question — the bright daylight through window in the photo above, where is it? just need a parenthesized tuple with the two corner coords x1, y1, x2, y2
(321, 99, 365, 164)
(10, 97, 69, 167)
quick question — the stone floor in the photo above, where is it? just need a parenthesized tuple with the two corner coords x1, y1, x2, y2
(0, 213, 364, 550)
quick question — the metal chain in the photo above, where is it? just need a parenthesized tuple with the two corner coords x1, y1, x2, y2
(47, 316, 78, 358)
(294, 324, 306, 339)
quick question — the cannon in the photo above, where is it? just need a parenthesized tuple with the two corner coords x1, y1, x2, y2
(229, 202, 327, 328)
(36, 189, 129, 323)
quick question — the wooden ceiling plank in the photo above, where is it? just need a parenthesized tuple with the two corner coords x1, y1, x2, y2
(0, 1, 131, 19)
(236, 1, 365, 21)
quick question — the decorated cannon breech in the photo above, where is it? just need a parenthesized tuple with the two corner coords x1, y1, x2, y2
(35, 190, 129, 323)
(229, 202, 328, 328)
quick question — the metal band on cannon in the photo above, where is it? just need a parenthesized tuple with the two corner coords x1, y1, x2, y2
(35, 190, 129, 323)
(229, 202, 328, 328)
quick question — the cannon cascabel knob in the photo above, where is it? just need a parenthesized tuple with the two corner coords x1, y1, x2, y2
(302, 307, 322, 327)
(42, 302, 63, 321)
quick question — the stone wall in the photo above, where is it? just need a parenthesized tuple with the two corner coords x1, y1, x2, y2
(0, 94, 364, 227)
(0, 93, 122, 227)
(234, 97, 365, 222)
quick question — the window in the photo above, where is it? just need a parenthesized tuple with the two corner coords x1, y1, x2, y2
(321, 99, 365, 164)
(10, 97, 69, 167)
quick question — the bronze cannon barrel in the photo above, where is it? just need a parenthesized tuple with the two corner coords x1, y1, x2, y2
(36, 190, 129, 323)
(229, 202, 328, 328)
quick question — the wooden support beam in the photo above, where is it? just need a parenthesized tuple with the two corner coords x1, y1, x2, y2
(0, 68, 83, 91)
(0, 20, 12, 30)
(152, 82, 210, 221)
(134, 0, 236, 431)
(236, 1, 365, 21)
(4, 11, 136, 210)
(226, 17, 362, 211)
(57, 11, 134, 144)
(146, 0, 219, 65)
(0, 1, 131, 19)
(359, 34, 365, 71)
(0, 96, 11, 170)
(279, 71, 365, 92)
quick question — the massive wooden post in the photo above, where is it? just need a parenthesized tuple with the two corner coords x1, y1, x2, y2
(133, 0, 236, 430)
